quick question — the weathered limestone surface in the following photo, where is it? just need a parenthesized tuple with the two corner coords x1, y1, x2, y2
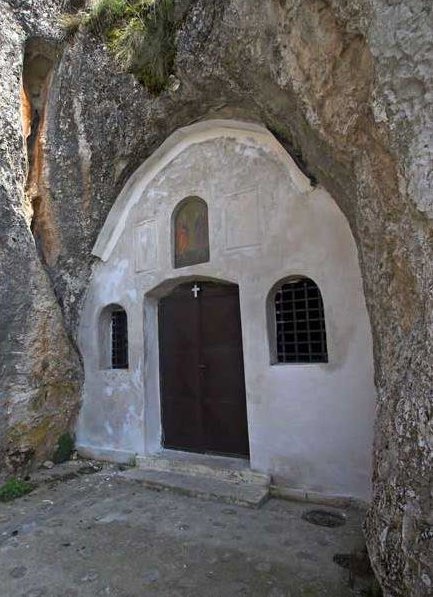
(0, 0, 81, 471)
(0, 0, 432, 595)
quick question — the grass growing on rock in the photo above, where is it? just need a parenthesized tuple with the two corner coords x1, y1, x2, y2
(0, 478, 34, 502)
(60, 0, 177, 93)
(52, 432, 75, 464)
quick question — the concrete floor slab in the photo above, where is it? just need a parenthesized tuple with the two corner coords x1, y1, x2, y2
(0, 466, 376, 597)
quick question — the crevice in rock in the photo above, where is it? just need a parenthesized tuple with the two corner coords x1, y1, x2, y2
(22, 38, 60, 267)
(19, 37, 84, 407)
(267, 126, 318, 187)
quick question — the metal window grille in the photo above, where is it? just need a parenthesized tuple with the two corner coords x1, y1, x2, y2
(274, 278, 328, 363)
(111, 309, 128, 369)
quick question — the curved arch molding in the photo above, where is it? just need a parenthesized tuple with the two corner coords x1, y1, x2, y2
(93, 120, 312, 262)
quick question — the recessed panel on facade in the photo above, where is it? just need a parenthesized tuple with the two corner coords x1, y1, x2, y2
(225, 187, 261, 250)
(134, 219, 158, 272)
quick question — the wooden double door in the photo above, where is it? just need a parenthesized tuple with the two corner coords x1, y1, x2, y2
(158, 281, 250, 457)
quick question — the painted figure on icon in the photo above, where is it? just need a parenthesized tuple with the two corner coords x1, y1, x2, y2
(174, 197, 210, 268)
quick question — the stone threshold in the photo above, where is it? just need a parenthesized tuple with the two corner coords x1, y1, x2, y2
(76, 445, 367, 510)
(121, 468, 270, 508)
(136, 450, 270, 485)
(119, 450, 271, 508)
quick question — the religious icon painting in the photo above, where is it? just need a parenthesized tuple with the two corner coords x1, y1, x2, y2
(174, 196, 210, 268)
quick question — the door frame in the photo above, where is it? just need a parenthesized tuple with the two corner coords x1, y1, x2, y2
(145, 275, 250, 457)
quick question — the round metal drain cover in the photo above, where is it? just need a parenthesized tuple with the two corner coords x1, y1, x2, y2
(302, 509, 346, 527)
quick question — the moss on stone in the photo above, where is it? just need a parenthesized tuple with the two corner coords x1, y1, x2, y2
(8, 418, 51, 447)
(52, 432, 75, 464)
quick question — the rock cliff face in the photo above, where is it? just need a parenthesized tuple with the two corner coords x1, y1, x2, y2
(0, 1, 432, 595)
(0, 0, 82, 472)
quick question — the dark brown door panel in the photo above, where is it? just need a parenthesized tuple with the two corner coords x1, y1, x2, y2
(158, 281, 249, 457)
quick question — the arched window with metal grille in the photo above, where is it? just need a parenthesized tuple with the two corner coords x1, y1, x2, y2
(99, 304, 129, 370)
(269, 277, 328, 364)
(110, 308, 128, 369)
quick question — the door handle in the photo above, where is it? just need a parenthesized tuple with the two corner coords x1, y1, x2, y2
(198, 364, 207, 369)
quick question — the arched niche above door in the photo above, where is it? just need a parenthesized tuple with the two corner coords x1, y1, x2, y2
(173, 196, 210, 269)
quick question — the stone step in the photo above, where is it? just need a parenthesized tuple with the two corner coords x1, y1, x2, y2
(136, 451, 270, 486)
(121, 468, 270, 508)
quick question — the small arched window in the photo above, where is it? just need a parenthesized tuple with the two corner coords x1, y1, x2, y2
(270, 277, 328, 364)
(173, 196, 209, 268)
(99, 305, 129, 370)
(111, 308, 128, 369)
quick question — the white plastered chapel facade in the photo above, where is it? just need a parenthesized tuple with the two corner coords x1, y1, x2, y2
(76, 120, 376, 501)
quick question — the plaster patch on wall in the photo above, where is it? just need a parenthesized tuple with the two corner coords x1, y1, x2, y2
(234, 143, 262, 160)
(105, 422, 114, 437)
(225, 187, 262, 250)
(134, 219, 158, 272)
(95, 259, 130, 305)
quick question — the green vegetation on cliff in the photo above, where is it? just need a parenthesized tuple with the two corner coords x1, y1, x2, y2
(0, 478, 34, 502)
(61, 0, 176, 93)
(52, 432, 75, 464)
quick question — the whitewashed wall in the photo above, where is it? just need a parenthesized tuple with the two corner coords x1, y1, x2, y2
(76, 120, 376, 501)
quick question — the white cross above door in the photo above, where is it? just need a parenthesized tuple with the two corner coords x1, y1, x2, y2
(191, 284, 201, 298)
